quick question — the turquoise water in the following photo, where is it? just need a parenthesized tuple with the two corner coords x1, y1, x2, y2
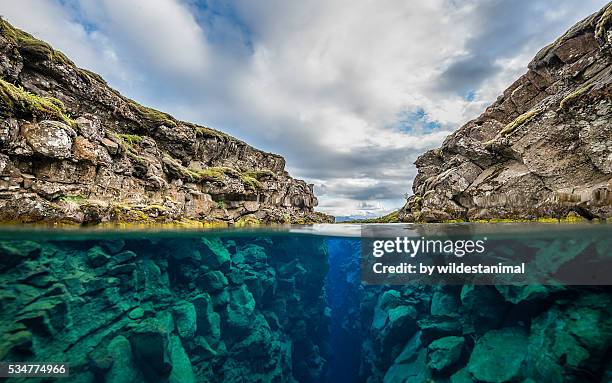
(0, 223, 610, 382)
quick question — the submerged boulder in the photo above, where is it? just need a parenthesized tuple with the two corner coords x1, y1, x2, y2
(427, 336, 464, 372)
(467, 327, 528, 383)
(526, 294, 612, 382)
(129, 319, 172, 378)
(173, 301, 197, 340)
(383, 331, 431, 383)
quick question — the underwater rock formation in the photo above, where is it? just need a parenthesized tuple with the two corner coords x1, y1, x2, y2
(399, 3, 612, 222)
(0, 234, 331, 382)
(359, 285, 612, 383)
(0, 19, 332, 224)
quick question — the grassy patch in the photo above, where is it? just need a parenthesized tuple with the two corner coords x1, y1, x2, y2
(116, 133, 144, 146)
(559, 82, 595, 109)
(58, 195, 87, 204)
(240, 175, 262, 190)
(194, 126, 227, 139)
(78, 68, 106, 85)
(0, 78, 73, 125)
(182, 166, 238, 183)
(595, 4, 612, 39)
(499, 109, 538, 136)
(127, 100, 177, 128)
(243, 169, 275, 180)
(235, 214, 260, 226)
(110, 203, 149, 222)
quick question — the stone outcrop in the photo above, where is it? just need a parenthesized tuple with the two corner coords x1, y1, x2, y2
(0, 19, 332, 224)
(0, 234, 331, 382)
(399, 3, 612, 222)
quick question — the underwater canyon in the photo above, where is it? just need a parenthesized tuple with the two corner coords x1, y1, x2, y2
(0, 224, 611, 383)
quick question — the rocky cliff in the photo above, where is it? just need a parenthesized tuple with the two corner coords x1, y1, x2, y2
(0, 19, 332, 225)
(399, 3, 612, 222)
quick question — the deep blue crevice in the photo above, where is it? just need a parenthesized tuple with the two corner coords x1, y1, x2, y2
(325, 238, 363, 383)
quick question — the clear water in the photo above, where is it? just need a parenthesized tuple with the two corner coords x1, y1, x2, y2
(0, 223, 610, 382)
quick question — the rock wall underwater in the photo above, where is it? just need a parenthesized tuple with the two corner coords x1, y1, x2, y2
(328, 235, 612, 383)
(0, 233, 330, 382)
(1, 230, 611, 383)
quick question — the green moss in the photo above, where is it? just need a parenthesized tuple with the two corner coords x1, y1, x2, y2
(216, 200, 226, 209)
(194, 126, 227, 139)
(127, 100, 177, 128)
(243, 169, 275, 180)
(116, 134, 144, 146)
(465, 217, 583, 223)
(51, 50, 74, 66)
(196, 167, 226, 181)
(110, 203, 149, 222)
(595, 4, 612, 39)
(142, 204, 167, 213)
(235, 214, 261, 226)
(282, 213, 291, 224)
(0, 78, 74, 125)
(182, 166, 241, 183)
(126, 151, 148, 167)
(58, 195, 87, 204)
(559, 82, 595, 109)
(77, 68, 106, 85)
(499, 109, 538, 136)
(0, 18, 72, 65)
(240, 175, 262, 190)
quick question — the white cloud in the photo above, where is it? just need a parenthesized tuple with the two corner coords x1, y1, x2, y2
(77, 0, 209, 79)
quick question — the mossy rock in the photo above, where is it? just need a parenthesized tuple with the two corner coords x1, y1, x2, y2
(127, 100, 177, 128)
(0, 18, 73, 65)
(235, 214, 261, 226)
(0, 78, 73, 125)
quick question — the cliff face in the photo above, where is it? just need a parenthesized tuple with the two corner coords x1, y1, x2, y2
(0, 19, 332, 224)
(400, 3, 612, 222)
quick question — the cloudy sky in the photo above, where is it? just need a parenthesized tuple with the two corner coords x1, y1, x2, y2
(1, 0, 607, 217)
